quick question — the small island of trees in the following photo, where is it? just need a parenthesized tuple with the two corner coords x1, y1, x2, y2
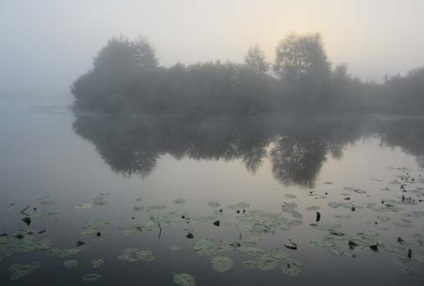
(72, 33, 424, 115)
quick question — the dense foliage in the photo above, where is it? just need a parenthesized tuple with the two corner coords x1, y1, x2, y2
(72, 34, 424, 115)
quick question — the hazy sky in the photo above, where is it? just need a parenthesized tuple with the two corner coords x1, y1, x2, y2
(1, 0, 424, 96)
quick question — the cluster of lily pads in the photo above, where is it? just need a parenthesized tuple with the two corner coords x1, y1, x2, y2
(1, 167, 424, 284)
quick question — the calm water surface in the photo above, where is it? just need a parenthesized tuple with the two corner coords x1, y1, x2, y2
(1, 97, 424, 285)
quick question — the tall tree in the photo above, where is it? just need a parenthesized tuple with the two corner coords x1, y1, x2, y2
(244, 45, 269, 74)
(274, 33, 331, 87)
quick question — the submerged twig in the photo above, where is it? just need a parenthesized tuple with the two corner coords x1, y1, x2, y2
(157, 221, 162, 242)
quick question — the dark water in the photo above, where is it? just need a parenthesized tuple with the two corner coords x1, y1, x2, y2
(1, 97, 424, 285)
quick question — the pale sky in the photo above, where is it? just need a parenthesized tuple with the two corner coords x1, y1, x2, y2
(1, 0, 424, 96)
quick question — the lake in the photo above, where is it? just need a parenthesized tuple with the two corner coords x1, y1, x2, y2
(1, 96, 424, 285)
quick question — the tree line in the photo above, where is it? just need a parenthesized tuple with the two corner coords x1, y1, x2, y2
(72, 34, 424, 115)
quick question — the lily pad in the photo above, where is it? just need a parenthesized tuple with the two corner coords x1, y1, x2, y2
(173, 272, 195, 286)
(48, 247, 82, 258)
(90, 259, 104, 268)
(328, 202, 341, 208)
(237, 245, 265, 256)
(119, 226, 143, 236)
(64, 259, 79, 269)
(193, 239, 233, 256)
(8, 261, 41, 280)
(118, 248, 154, 262)
(210, 256, 234, 272)
(242, 249, 288, 271)
(91, 196, 107, 206)
(82, 273, 102, 282)
(78, 219, 109, 237)
(75, 203, 92, 209)
(281, 258, 301, 276)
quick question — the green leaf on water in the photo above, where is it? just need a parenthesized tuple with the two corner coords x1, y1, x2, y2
(8, 261, 41, 280)
(48, 247, 82, 258)
(64, 259, 78, 269)
(237, 245, 265, 256)
(82, 273, 102, 282)
(118, 248, 154, 262)
(328, 202, 341, 208)
(281, 258, 301, 276)
(90, 259, 104, 268)
(193, 238, 233, 256)
(242, 249, 289, 271)
(78, 219, 109, 237)
(75, 203, 92, 209)
(173, 272, 195, 286)
(210, 256, 234, 272)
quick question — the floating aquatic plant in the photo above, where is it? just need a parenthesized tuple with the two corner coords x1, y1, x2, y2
(118, 248, 154, 262)
(48, 247, 82, 258)
(119, 226, 142, 236)
(90, 259, 104, 268)
(64, 259, 78, 269)
(242, 249, 289, 271)
(91, 196, 108, 206)
(237, 245, 265, 256)
(310, 222, 341, 232)
(75, 203, 92, 209)
(8, 261, 41, 280)
(82, 273, 102, 282)
(281, 258, 301, 276)
(328, 202, 341, 208)
(173, 272, 195, 286)
(210, 256, 234, 272)
(193, 238, 233, 256)
(78, 219, 109, 237)
(281, 202, 302, 219)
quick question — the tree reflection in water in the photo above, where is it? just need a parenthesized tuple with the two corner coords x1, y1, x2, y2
(73, 114, 424, 187)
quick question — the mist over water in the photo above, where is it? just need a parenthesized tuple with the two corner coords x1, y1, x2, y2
(1, 1, 424, 285)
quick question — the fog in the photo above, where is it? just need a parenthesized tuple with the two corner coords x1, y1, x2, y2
(1, 0, 424, 99)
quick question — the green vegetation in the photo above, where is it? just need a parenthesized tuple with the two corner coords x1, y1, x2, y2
(72, 34, 424, 115)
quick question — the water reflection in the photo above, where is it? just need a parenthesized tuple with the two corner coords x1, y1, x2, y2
(73, 114, 424, 187)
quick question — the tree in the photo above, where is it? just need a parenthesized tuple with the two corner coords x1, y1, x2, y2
(72, 36, 159, 112)
(244, 45, 269, 74)
(273, 33, 331, 87)
(92, 35, 158, 74)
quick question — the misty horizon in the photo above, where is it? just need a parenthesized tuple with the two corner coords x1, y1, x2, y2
(1, 2, 424, 285)
(2, 0, 424, 96)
